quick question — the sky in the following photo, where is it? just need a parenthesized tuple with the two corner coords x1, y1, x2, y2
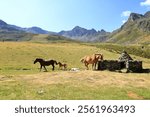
(0, 0, 150, 32)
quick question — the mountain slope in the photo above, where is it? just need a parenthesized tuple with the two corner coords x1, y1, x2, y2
(0, 19, 110, 42)
(0, 19, 35, 41)
(0, 19, 73, 42)
(108, 11, 150, 44)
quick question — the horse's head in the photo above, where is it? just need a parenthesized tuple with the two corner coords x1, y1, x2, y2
(57, 62, 61, 65)
(100, 54, 103, 60)
(34, 58, 43, 64)
(95, 54, 103, 61)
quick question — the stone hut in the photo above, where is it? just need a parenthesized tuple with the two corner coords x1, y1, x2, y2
(97, 50, 143, 73)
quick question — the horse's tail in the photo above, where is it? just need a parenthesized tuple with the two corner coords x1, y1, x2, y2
(54, 60, 58, 65)
(80, 58, 85, 63)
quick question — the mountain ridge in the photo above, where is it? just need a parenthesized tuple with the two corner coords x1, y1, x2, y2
(0, 19, 109, 42)
(108, 11, 150, 44)
(1, 10, 150, 44)
(58, 26, 110, 42)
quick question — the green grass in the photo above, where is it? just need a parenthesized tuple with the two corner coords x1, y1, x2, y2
(0, 42, 149, 100)
(0, 73, 149, 100)
(0, 82, 131, 100)
(0, 42, 120, 75)
(86, 43, 150, 59)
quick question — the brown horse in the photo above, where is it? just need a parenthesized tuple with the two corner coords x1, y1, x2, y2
(57, 62, 67, 70)
(80, 54, 103, 70)
(34, 58, 57, 71)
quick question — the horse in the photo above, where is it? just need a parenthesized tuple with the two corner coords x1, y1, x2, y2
(34, 58, 57, 71)
(80, 54, 103, 70)
(57, 62, 67, 70)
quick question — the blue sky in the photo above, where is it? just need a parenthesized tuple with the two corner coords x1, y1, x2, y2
(0, 0, 150, 32)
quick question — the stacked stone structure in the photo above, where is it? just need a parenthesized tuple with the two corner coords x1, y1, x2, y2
(97, 51, 143, 73)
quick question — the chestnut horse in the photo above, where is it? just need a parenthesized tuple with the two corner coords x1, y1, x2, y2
(57, 62, 67, 70)
(80, 54, 103, 70)
(34, 58, 57, 71)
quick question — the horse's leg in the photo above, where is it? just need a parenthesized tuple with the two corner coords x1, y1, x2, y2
(52, 64, 55, 71)
(84, 63, 87, 70)
(87, 64, 89, 70)
(95, 63, 97, 70)
(40, 65, 42, 71)
(95, 62, 97, 70)
(44, 66, 47, 72)
(92, 63, 94, 70)
(65, 65, 67, 70)
(85, 63, 89, 70)
(92, 62, 97, 70)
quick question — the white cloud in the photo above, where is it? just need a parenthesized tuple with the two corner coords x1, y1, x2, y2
(140, 0, 150, 6)
(121, 11, 131, 17)
(122, 20, 127, 24)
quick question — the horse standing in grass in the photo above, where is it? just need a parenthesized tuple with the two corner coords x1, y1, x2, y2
(34, 58, 57, 72)
(57, 62, 67, 70)
(80, 54, 103, 70)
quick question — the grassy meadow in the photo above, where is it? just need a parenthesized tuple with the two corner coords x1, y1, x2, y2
(0, 42, 150, 99)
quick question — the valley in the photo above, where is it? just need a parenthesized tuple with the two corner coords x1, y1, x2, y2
(0, 42, 149, 99)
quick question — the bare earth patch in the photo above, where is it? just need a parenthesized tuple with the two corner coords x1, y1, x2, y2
(10, 70, 150, 88)
(0, 70, 150, 99)
(127, 91, 144, 99)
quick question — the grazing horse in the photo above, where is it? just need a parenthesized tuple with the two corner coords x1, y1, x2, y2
(34, 58, 57, 71)
(57, 62, 67, 70)
(80, 54, 103, 70)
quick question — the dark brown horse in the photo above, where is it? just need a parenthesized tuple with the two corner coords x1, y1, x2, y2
(34, 58, 57, 71)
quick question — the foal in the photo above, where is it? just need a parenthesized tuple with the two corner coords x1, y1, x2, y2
(57, 62, 67, 70)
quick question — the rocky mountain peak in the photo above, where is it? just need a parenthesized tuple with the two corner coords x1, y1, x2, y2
(0, 19, 7, 26)
(73, 26, 82, 30)
(128, 13, 144, 21)
(144, 11, 150, 18)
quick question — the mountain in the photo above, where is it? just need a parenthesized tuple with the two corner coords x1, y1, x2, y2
(0, 19, 74, 42)
(58, 26, 110, 42)
(0, 20, 20, 32)
(0, 19, 110, 42)
(0, 19, 34, 41)
(9, 25, 56, 34)
(2, 10, 150, 44)
(23, 27, 49, 34)
(108, 11, 150, 44)
(0, 19, 7, 26)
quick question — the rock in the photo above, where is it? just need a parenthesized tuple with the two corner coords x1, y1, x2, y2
(70, 68, 80, 72)
(118, 51, 133, 62)
(128, 13, 144, 22)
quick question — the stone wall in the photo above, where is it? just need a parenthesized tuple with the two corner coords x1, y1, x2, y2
(126, 60, 143, 73)
(97, 60, 143, 73)
(97, 60, 121, 71)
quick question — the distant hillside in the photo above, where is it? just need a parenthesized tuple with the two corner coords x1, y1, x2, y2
(0, 19, 73, 42)
(9, 25, 56, 34)
(0, 19, 55, 35)
(108, 11, 150, 44)
(0, 19, 35, 41)
(0, 19, 109, 42)
(58, 26, 110, 42)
